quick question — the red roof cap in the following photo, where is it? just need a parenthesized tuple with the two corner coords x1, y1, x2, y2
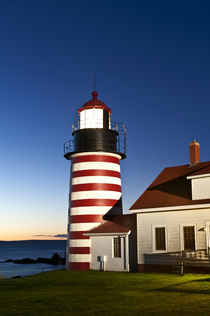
(78, 91, 112, 114)
(92, 91, 98, 100)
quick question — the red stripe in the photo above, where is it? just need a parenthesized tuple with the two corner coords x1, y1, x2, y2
(70, 214, 103, 223)
(71, 199, 118, 207)
(69, 247, 90, 254)
(72, 170, 121, 178)
(71, 183, 121, 192)
(73, 155, 120, 164)
(66, 262, 90, 271)
(69, 231, 90, 239)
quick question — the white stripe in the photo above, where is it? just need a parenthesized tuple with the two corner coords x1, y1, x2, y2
(69, 239, 91, 247)
(71, 152, 121, 159)
(72, 162, 120, 172)
(72, 176, 121, 185)
(70, 206, 112, 215)
(68, 254, 91, 262)
(71, 191, 122, 201)
(70, 222, 100, 231)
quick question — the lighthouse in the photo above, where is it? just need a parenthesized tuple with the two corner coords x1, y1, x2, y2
(64, 91, 126, 270)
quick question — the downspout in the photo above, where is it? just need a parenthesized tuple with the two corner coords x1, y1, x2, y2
(126, 231, 131, 272)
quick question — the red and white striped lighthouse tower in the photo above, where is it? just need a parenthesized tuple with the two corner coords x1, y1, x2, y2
(64, 91, 126, 270)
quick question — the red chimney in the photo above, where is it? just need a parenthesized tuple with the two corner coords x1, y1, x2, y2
(189, 140, 200, 165)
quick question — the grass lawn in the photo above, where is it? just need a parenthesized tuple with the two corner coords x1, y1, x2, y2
(0, 270, 210, 315)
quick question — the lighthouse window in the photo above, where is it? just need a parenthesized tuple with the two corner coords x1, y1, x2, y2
(113, 237, 121, 258)
(80, 108, 103, 129)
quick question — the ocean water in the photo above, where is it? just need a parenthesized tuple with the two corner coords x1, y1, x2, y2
(0, 240, 66, 278)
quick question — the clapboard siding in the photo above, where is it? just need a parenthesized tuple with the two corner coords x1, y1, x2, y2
(137, 208, 210, 264)
(90, 235, 128, 272)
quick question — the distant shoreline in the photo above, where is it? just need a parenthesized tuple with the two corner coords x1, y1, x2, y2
(4, 253, 65, 265)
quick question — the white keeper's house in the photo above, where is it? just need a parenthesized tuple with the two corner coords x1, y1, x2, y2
(85, 140, 210, 273)
(129, 140, 210, 273)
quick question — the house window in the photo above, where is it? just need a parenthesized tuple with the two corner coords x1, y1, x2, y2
(155, 227, 166, 251)
(183, 226, 195, 251)
(113, 237, 121, 258)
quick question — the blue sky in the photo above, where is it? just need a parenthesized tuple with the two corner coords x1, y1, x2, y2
(0, 0, 210, 240)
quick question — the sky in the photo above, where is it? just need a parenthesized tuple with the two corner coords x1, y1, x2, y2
(0, 0, 210, 240)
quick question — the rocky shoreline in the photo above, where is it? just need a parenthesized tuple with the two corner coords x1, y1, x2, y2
(5, 253, 65, 265)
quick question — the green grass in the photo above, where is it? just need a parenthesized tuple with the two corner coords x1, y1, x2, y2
(1, 271, 210, 315)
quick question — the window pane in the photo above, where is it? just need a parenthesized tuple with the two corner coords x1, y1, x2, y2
(155, 227, 166, 250)
(113, 237, 121, 258)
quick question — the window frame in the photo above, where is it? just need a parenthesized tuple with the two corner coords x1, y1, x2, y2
(152, 225, 167, 253)
(112, 236, 122, 258)
(180, 224, 197, 251)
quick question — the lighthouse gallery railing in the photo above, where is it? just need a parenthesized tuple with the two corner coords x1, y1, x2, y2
(64, 121, 126, 156)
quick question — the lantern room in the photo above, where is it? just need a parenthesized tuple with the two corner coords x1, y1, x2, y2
(78, 91, 112, 129)
(64, 91, 126, 160)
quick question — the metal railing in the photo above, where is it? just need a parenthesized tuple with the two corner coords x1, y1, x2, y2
(64, 139, 74, 156)
(72, 120, 124, 133)
(144, 249, 210, 267)
(116, 122, 127, 155)
(64, 121, 127, 156)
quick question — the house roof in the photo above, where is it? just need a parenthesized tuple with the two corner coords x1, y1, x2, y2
(85, 214, 136, 235)
(130, 161, 210, 210)
(188, 165, 210, 177)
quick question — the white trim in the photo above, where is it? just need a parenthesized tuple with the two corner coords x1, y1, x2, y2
(187, 173, 210, 180)
(152, 225, 167, 253)
(205, 221, 210, 251)
(125, 234, 130, 271)
(180, 224, 197, 251)
(129, 203, 210, 214)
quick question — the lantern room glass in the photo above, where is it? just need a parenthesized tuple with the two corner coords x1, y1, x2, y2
(80, 108, 104, 129)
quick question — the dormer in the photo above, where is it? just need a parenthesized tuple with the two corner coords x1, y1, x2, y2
(187, 169, 210, 200)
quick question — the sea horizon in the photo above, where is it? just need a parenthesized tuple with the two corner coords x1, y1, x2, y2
(0, 239, 66, 278)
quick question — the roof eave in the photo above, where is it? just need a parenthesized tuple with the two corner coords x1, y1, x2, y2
(129, 203, 210, 214)
(84, 231, 131, 236)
